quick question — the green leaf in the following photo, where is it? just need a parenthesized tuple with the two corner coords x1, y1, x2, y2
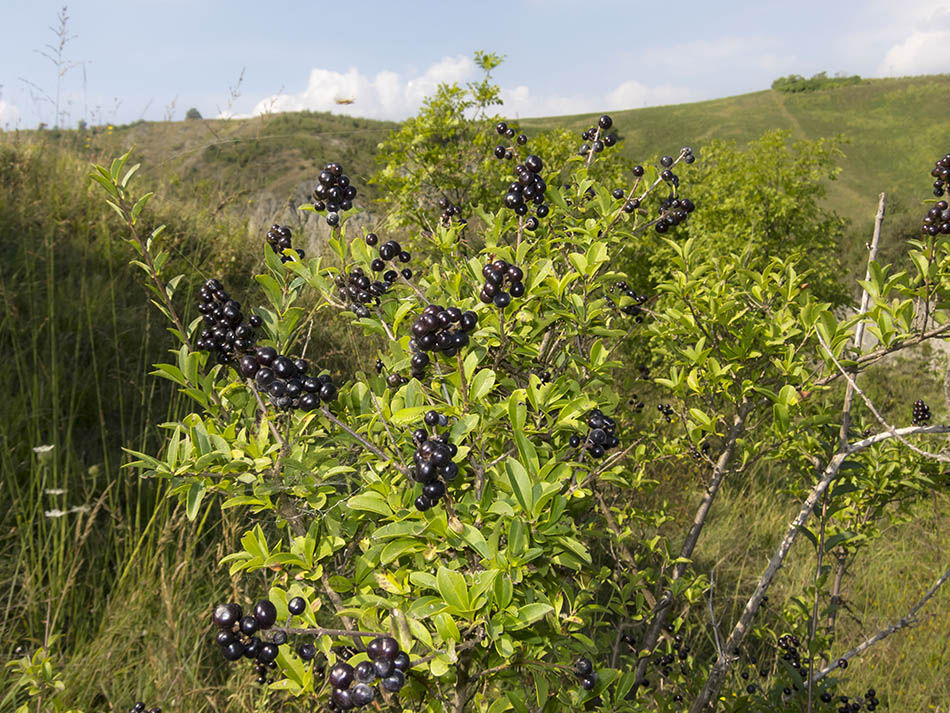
(470, 368, 496, 401)
(255, 273, 283, 309)
(347, 492, 393, 517)
(433, 612, 460, 642)
(568, 252, 587, 275)
(773, 402, 789, 434)
(185, 482, 204, 521)
(436, 566, 470, 612)
(457, 524, 491, 560)
(509, 603, 552, 629)
(796, 525, 818, 551)
(507, 693, 531, 713)
(505, 458, 533, 513)
(391, 406, 429, 426)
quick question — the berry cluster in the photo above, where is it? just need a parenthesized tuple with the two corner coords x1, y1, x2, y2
(929, 152, 950, 196)
(241, 346, 337, 411)
(822, 688, 880, 712)
(335, 266, 389, 319)
(328, 636, 410, 710)
(410, 411, 460, 511)
(212, 600, 282, 671)
(492, 121, 524, 158)
(612, 186, 641, 215)
(438, 196, 463, 225)
(654, 194, 696, 234)
(613, 280, 648, 321)
(578, 115, 618, 155)
(408, 304, 479, 374)
(385, 372, 409, 389)
(912, 399, 931, 425)
(479, 258, 525, 308)
(627, 394, 645, 412)
(368, 236, 413, 282)
(312, 161, 358, 227)
(573, 656, 598, 691)
(777, 633, 807, 678)
(500, 155, 549, 228)
(567, 409, 621, 460)
(264, 224, 305, 263)
(195, 278, 262, 363)
(213, 596, 315, 685)
(128, 704, 160, 713)
(657, 403, 675, 423)
(921, 199, 950, 236)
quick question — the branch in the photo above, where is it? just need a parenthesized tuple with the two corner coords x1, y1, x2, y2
(812, 566, 950, 682)
(708, 568, 723, 660)
(838, 192, 885, 451)
(813, 322, 950, 389)
(320, 572, 361, 639)
(320, 406, 407, 475)
(817, 330, 950, 462)
(688, 423, 950, 712)
(634, 399, 752, 690)
(283, 626, 382, 639)
(247, 379, 285, 448)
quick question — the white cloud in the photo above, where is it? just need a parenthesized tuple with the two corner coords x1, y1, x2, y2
(605, 80, 696, 110)
(875, 2, 950, 76)
(242, 55, 477, 121)
(0, 100, 19, 128)
(878, 29, 950, 75)
(239, 55, 697, 123)
(499, 85, 598, 118)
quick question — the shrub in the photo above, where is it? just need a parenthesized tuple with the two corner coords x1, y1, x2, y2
(86, 86, 950, 713)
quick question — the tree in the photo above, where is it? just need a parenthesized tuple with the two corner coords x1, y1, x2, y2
(185, 107, 202, 120)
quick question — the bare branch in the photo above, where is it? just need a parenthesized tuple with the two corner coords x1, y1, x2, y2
(689, 422, 950, 712)
(817, 330, 950, 462)
(812, 566, 950, 682)
(320, 406, 407, 475)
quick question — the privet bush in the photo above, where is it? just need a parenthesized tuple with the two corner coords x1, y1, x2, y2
(74, 77, 950, 713)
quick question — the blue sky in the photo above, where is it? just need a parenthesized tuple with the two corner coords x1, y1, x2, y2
(1, 0, 948, 129)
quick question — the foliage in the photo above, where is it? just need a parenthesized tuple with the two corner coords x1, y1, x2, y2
(3, 64, 950, 713)
(772, 72, 864, 93)
(671, 130, 851, 306)
(185, 107, 202, 120)
(371, 52, 588, 234)
(92, 85, 950, 713)
(3, 639, 82, 713)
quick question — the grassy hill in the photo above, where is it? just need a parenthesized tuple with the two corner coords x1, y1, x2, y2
(55, 74, 950, 239)
(522, 74, 950, 231)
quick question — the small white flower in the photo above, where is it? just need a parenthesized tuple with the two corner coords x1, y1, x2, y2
(44, 489, 66, 496)
(44, 509, 66, 518)
(33, 444, 55, 465)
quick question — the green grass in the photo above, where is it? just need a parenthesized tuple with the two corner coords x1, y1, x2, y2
(521, 75, 950, 228)
(0, 138, 272, 712)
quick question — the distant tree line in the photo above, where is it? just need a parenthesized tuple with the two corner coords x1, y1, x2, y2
(772, 71, 863, 93)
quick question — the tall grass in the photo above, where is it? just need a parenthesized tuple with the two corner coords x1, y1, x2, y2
(0, 137, 239, 711)
(0, 133, 365, 712)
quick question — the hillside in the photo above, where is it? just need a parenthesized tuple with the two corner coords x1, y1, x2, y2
(522, 75, 950, 231)
(21, 74, 945, 243)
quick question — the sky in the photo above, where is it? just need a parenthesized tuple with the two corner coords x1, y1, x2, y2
(1, 0, 948, 130)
